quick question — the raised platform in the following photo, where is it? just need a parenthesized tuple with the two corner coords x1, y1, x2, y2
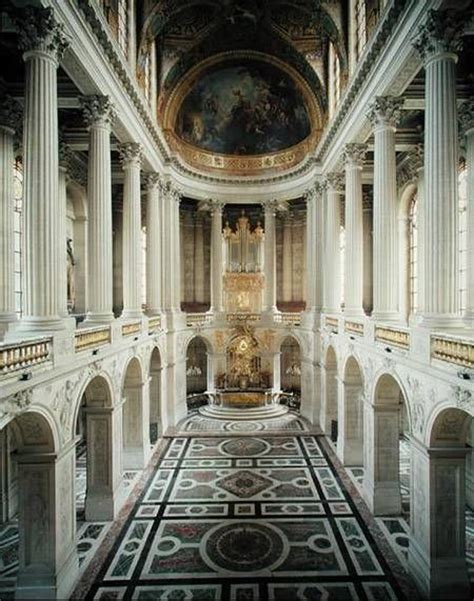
(199, 403, 289, 420)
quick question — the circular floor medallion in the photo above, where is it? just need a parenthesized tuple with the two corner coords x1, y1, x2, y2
(226, 421, 263, 432)
(221, 438, 269, 457)
(204, 521, 285, 572)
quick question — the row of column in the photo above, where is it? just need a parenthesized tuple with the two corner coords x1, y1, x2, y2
(318, 9, 473, 325)
(0, 7, 182, 337)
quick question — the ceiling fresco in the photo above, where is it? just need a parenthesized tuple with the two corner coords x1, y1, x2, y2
(174, 60, 312, 156)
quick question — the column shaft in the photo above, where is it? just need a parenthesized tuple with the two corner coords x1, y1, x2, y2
(459, 101, 474, 322)
(194, 213, 205, 304)
(324, 173, 343, 313)
(283, 215, 293, 303)
(210, 203, 223, 313)
(264, 202, 278, 313)
(144, 173, 161, 314)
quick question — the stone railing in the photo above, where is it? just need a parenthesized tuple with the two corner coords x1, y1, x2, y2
(345, 320, 364, 336)
(281, 313, 301, 327)
(431, 334, 474, 369)
(148, 315, 161, 334)
(226, 313, 261, 324)
(122, 322, 141, 337)
(375, 326, 410, 350)
(0, 338, 52, 375)
(74, 326, 111, 353)
(186, 313, 211, 327)
(325, 316, 339, 333)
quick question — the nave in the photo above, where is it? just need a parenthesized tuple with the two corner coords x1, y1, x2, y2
(69, 412, 414, 601)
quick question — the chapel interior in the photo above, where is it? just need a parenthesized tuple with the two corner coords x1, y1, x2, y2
(0, 0, 474, 600)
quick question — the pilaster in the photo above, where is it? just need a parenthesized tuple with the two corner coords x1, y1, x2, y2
(144, 172, 162, 315)
(323, 172, 344, 313)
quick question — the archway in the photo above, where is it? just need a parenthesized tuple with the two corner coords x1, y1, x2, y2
(323, 346, 338, 441)
(338, 356, 364, 466)
(280, 335, 301, 393)
(75, 375, 122, 521)
(363, 373, 410, 517)
(149, 347, 162, 444)
(186, 337, 208, 395)
(407, 407, 472, 600)
(122, 358, 148, 469)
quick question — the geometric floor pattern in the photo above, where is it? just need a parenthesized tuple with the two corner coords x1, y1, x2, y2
(86, 434, 405, 600)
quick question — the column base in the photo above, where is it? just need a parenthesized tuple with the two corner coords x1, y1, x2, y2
(371, 311, 400, 323)
(408, 536, 471, 600)
(121, 309, 143, 320)
(15, 543, 79, 600)
(14, 315, 66, 334)
(343, 309, 365, 319)
(363, 478, 401, 516)
(84, 311, 115, 325)
(418, 313, 465, 329)
(0, 314, 18, 340)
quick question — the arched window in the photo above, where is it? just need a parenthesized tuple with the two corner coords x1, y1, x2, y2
(408, 193, 418, 315)
(459, 164, 467, 314)
(13, 159, 23, 317)
(355, 0, 367, 61)
(117, 0, 129, 58)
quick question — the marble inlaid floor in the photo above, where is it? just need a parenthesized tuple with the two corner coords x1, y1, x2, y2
(85, 433, 406, 600)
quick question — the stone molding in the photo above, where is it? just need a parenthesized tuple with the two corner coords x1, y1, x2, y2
(343, 143, 367, 167)
(118, 142, 143, 168)
(80, 95, 116, 128)
(366, 96, 404, 129)
(14, 6, 69, 61)
(412, 9, 463, 62)
(459, 100, 474, 138)
(0, 95, 22, 132)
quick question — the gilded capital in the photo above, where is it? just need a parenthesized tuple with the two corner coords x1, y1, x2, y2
(459, 100, 474, 138)
(325, 171, 345, 192)
(413, 9, 463, 62)
(80, 95, 116, 129)
(15, 6, 69, 62)
(343, 143, 367, 167)
(0, 95, 22, 132)
(366, 96, 404, 129)
(118, 142, 143, 168)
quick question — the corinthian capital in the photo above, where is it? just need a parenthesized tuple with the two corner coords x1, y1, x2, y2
(143, 172, 162, 190)
(304, 182, 324, 203)
(14, 6, 69, 61)
(80, 95, 116, 129)
(413, 9, 463, 62)
(343, 143, 367, 167)
(0, 95, 22, 132)
(324, 171, 345, 192)
(118, 142, 143, 168)
(459, 100, 474, 138)
(366, 96, 404, 129)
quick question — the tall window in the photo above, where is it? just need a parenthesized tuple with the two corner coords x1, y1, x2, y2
(13, 160, 23, 317)
(143, 47, 151, 102)
(331, 43, 341, 109)
(117, 0, 128, 58)
(408, 193, 418, 315)
(459, 165, 468, 314)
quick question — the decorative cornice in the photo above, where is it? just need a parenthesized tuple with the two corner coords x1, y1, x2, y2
(459, 100, 474, 139)
(14, 6, 69, 61)
(343, 143, 367, 167)
(412, 9, 463, 62)
(325, 171, 345, 192)
(0, 95, 22, 132)
(366, 96, 404, 129)
(118, 142, 143, 168)
(80, 94, 116, 128)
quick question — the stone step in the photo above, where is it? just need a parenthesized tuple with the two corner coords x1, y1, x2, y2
(198, 404, 289, 420)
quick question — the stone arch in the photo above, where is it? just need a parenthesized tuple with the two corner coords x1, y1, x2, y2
(338, 355, 364, 466)
(122, 357, 149, 469)
(149, 346, 163, 443)
(280, 334, 301, 392)
(363, 372, 410, 516)
(322, 344, 338, 438)
(186, 335, 211, 396)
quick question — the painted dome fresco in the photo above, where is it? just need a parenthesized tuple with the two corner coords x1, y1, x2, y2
(174, 60, 312, 156)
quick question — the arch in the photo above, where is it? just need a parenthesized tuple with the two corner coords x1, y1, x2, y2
(322, 345, 338, 438)
(339, 355, 364, 466)
(10, 410, 57, 455)
(280, 335, 301, 393)
(429, 406, 472, 448)
(149, 347, 163, 443)
(122, 357, 148, 469)
(186, 335, 210, 397)
(72, 371, 115, 434)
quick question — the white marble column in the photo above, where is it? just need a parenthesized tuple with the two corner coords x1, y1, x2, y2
(367, 96, 403, 321)
(408, 439, 470, 600)
(144, 172, 162, 315)
(16, 7, 69, 332)
(304, 198, 313, 308)
(58, 140, 71, 318)
(0, 96, 21, 336)
(80, 95, 116, 323)
(343, 143, 367, 317)
(162, 182, 173, 312)
(119, 142, 143, 319)
(173, 189, 182, 311)
(194, 212, 205, 305)
(362, 192, 373, 315)
(323, 172, 344, 313)
(283, 214, 293, 303)
(209, 200, 224, 314)
(459, 100, 474, 324)
(313, 183, 324, 313)
(264, 201, 280, 314)
(413, 10, 462, 326)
